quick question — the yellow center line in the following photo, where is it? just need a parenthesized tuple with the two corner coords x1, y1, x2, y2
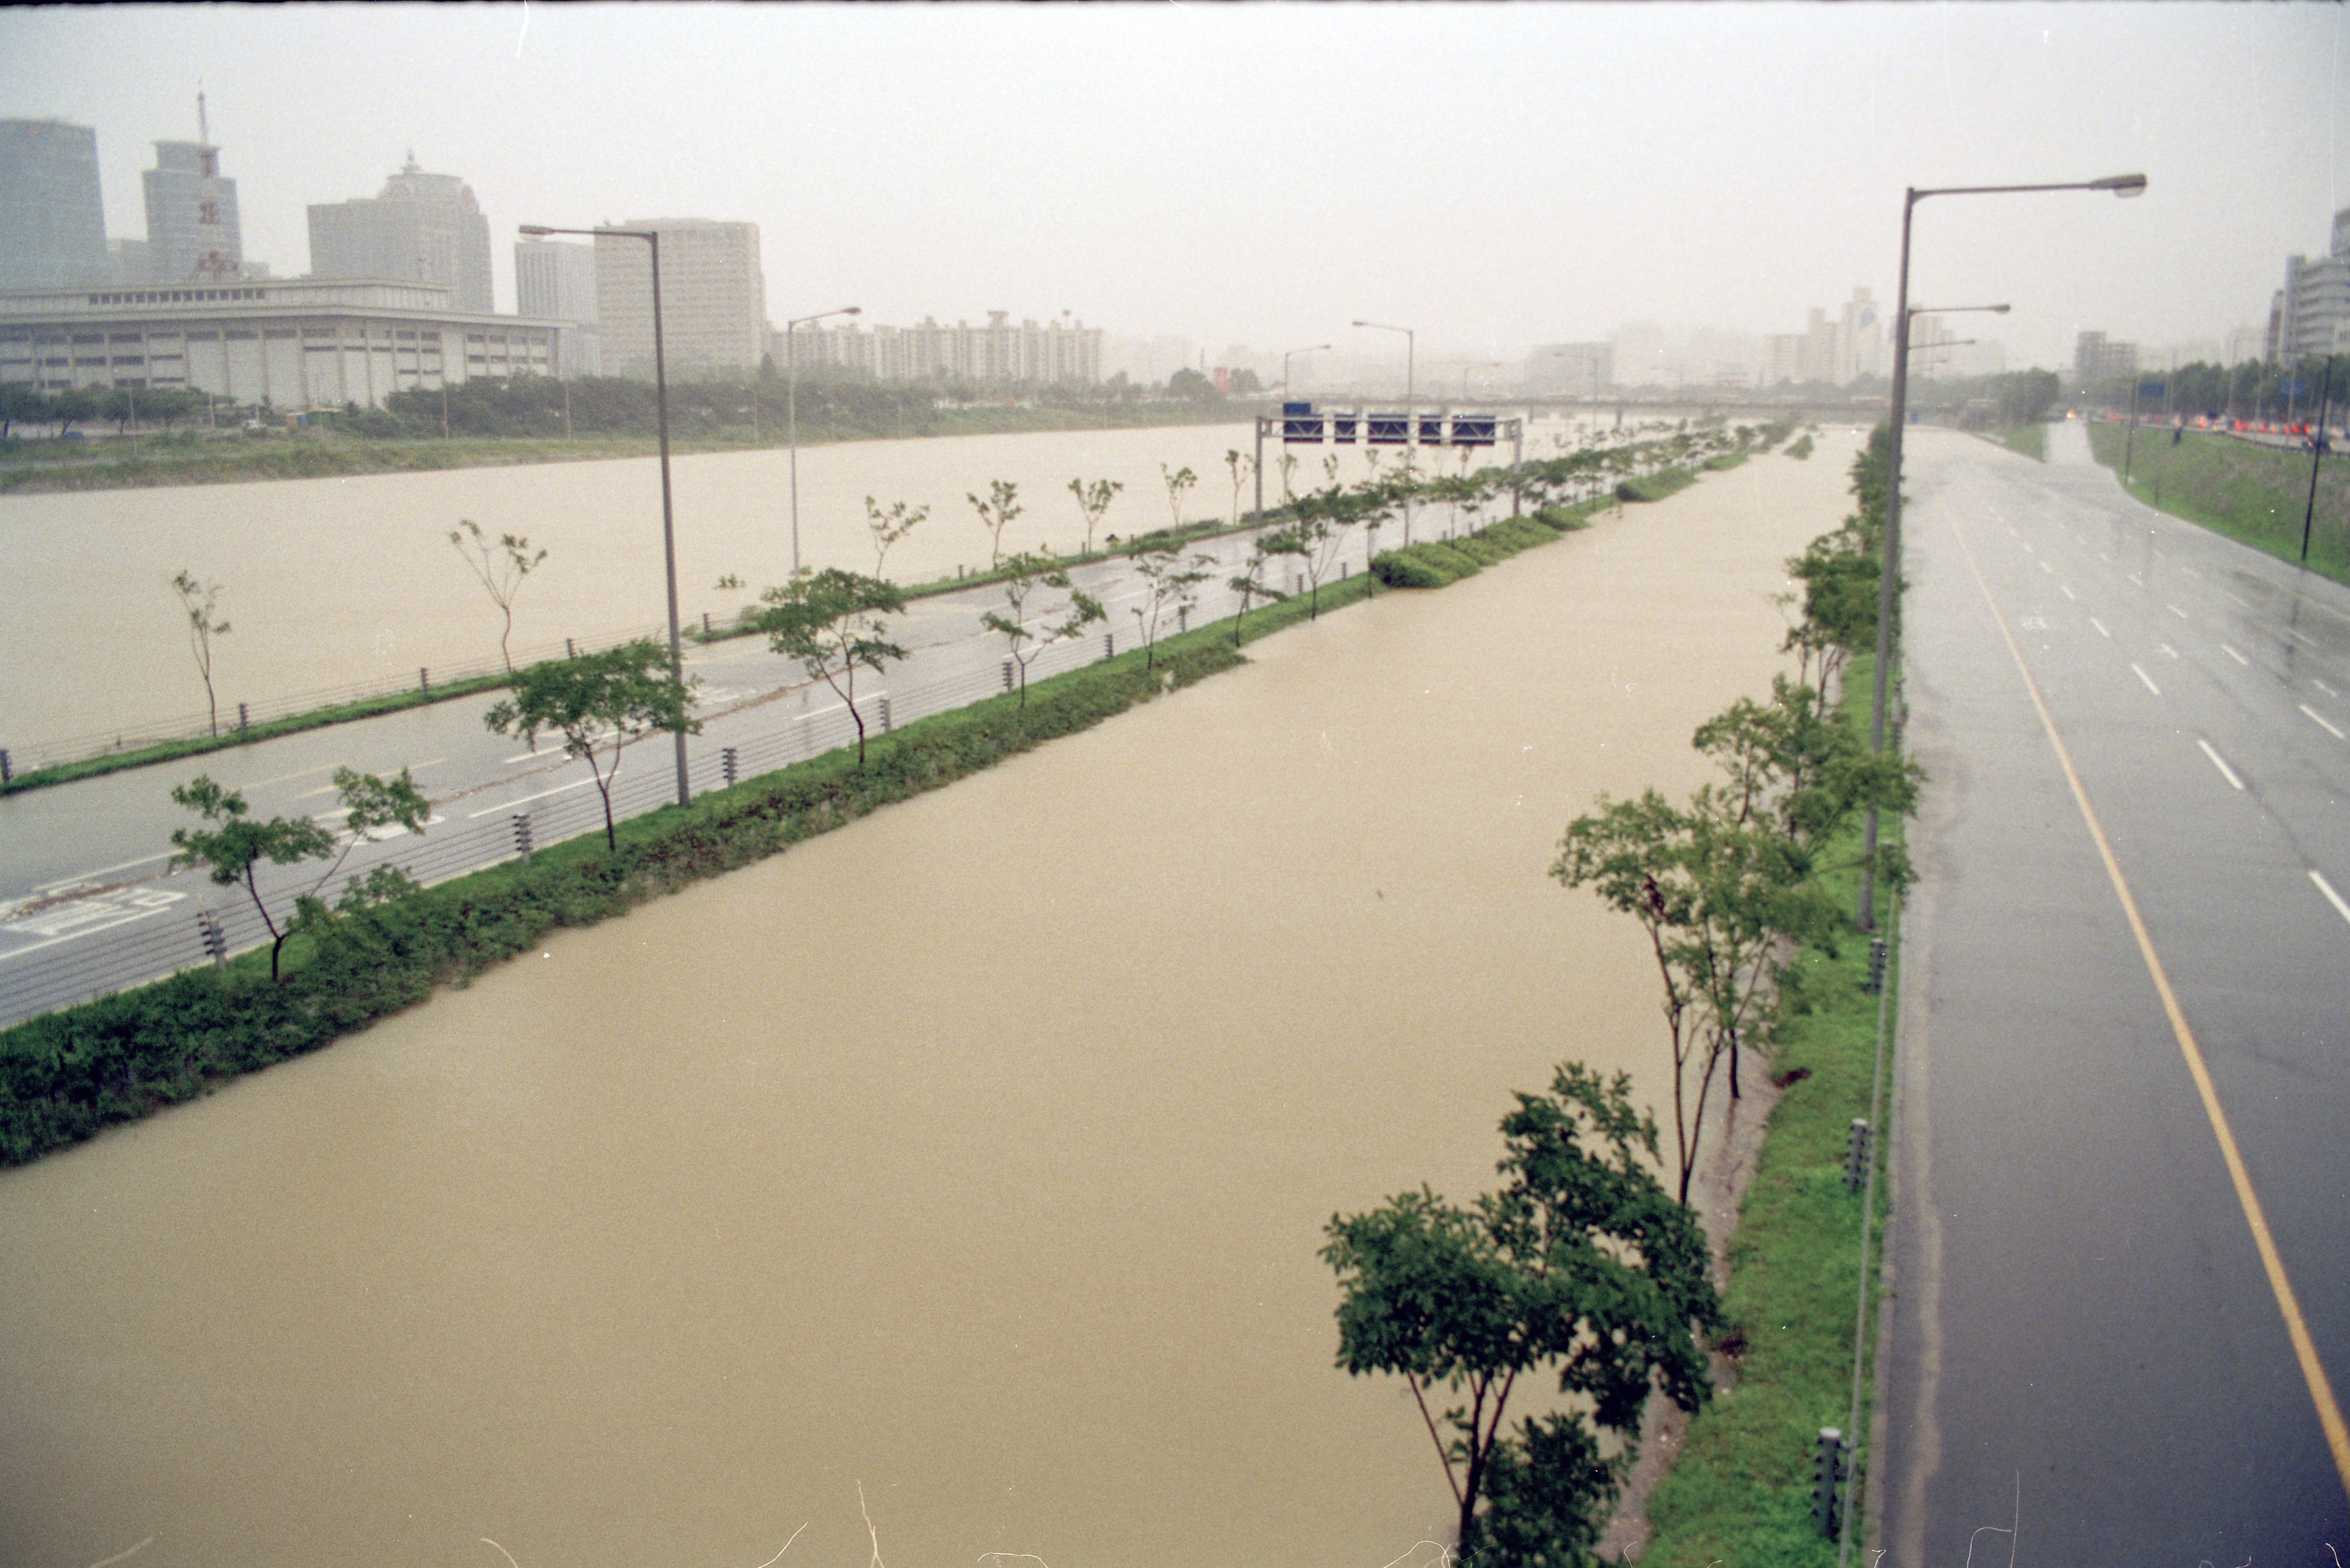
(1951, 516, 2350, 1500)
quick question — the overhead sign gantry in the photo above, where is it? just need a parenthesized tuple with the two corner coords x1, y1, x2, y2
(1253, 402, 1523, 516)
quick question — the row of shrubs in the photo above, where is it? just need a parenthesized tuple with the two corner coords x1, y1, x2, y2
(1615, 466, 1702, 503)
(0, 638, 1243, 1166)
(1367, 505, 1593, 588)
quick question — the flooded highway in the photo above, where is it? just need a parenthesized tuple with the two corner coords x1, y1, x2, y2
(0, 430, 1860, 1568)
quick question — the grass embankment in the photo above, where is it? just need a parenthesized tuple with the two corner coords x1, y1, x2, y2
(1995, 423, 2046, 461)
(0, 401, 1257, 496)
(1617, 466, 1700, 503)
(1634, 658, 1897, 1565)
(0, 492, 1615, 1166)
(2086, 422, 2350, 585)
(0, 674, 512, 797)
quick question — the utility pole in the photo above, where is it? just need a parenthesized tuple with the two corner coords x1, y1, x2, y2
(2302, 355, 2336, 565)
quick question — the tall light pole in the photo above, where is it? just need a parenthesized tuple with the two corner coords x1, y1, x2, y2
(1281, 342, 1330, 398)
(1352, 320, 1414, 406)
(785, 305, 860, 577)
(1854, 174, 2143, 934)
(520, 222, 692, 807)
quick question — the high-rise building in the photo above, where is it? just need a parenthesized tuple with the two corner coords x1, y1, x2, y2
(597, 219, 764, 378)
(309, 156, 493, 313)
(142, 138, 243, 284)
(1526, 342, 1613, 397)
(2273, 208, 2350, 363)
(0, 119, 108, 289)
(774, 311, 1105, 385)
(514, 238, 599, 377)
(2074, 330, 2138, 385)
(1837, 287, 1883, 383)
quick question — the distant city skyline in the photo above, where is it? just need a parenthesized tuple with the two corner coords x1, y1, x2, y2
(0, 5, 2340, 373)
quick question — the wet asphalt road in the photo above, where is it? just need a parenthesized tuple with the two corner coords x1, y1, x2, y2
(1881, 423, 2349, 1560)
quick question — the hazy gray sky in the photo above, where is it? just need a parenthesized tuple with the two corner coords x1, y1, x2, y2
(3, 3, 2340, 370)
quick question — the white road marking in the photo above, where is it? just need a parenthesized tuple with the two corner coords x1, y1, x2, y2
(2089, 618, 2111, 639)
(2129, 572, 2145, 585)
(2300, 704, 2347, 741)
(503, 744, 578, 764)
(2225, 591, 2251, 609)
(2132, 664, 2162, 695)
(2166, 603, 2190, 620)
(2197, 739, 2244, 791)
(2313, 870, 2350, 928)
(466, 775, 598, 817)
(2317, 678, 2341, 699)
(2221, 644, 2250, 666)
(2039, 560, 2054, 574)
(2288, 626, 2318, 648)
(1, 888, 187, 959)
(2060, 584, 2077, 600)
(33, 851, 173, 892)
(243, 760, 341, 791)
(2158, 643, 2179, 659)
(2180, 565, 2203, 578)
(2098, 552, 2113, 563)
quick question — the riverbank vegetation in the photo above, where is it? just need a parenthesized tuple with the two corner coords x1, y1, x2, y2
(1994, 423, 2047, 461)
(2086, 420, 2348, 584)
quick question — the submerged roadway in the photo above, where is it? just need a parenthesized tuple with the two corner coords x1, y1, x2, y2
(1882, 421, 2349, 1559)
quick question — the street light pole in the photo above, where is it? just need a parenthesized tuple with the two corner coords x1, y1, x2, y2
(1352, 319, 1414, 405)
(786, 305, 861, 577)
(521, 222, 692, 808)
(1854, 174, 2143, 934)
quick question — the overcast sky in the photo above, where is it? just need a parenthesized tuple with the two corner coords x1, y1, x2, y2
(2, 3, 2340, 371)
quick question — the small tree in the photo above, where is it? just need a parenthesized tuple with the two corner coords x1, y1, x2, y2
(170, 570, 231, 738)
(982, 552, 1104, 706)
(449, 518, 548, 675)
(968, 479, 1022, 569)
(1159, 463, 1197, 532)
(1067, 478, 1121, 555)
(169, 767, 429, 983)
(1127, 545, 1213, 668)
(1324, 1062, 1723, 1559)
(483, 639, 700, 851)
(863, 496, 928, 581)
(1226, 538, 1288, 647)
(758, 569, 907, 767)
(1223, 448, 1254, 526)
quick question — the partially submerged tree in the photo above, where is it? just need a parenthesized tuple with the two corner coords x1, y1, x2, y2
(1226, 538, 1288, 647)
(1127, 544, 1213, 668)
(170, 570, 231, 738)
(482, 639, 700, 851)
(1223, 448, 1254, 526)
(967, 479, 1022, 569)
(1324, 1062, 1723, 1560)
(1159, 463, 1198, 532)
(449, 518, 548, 675)
(757, 568, 907, 767)
(1067, 477, 1121, 556)
(981, 552, 1104, 706)
(169, 767, 430, 983)
(863, 496, 928, 581)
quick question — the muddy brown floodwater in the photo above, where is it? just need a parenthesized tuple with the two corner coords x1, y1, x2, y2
(0, 432, 1863, 1568)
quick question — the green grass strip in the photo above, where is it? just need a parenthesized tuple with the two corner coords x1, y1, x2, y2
(1995, 423, 2046, 462)
(1636, 655, 1900, 1566)
(2085, 422, 2350, 586)
(1, 673, 513, 797)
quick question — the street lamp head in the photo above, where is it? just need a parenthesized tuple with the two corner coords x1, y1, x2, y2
(2091, 173, 2149, 198)
(846, 306, 862, 316)
(517, 224, 552, 237)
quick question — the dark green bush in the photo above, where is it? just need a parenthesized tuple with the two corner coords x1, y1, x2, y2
(1616, 468, 1698, 503)
(1370, 548, 1452, 588)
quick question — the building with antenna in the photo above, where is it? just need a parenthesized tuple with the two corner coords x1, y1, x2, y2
(141, 95, 245, 285)
(309, 154, 494, 313)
